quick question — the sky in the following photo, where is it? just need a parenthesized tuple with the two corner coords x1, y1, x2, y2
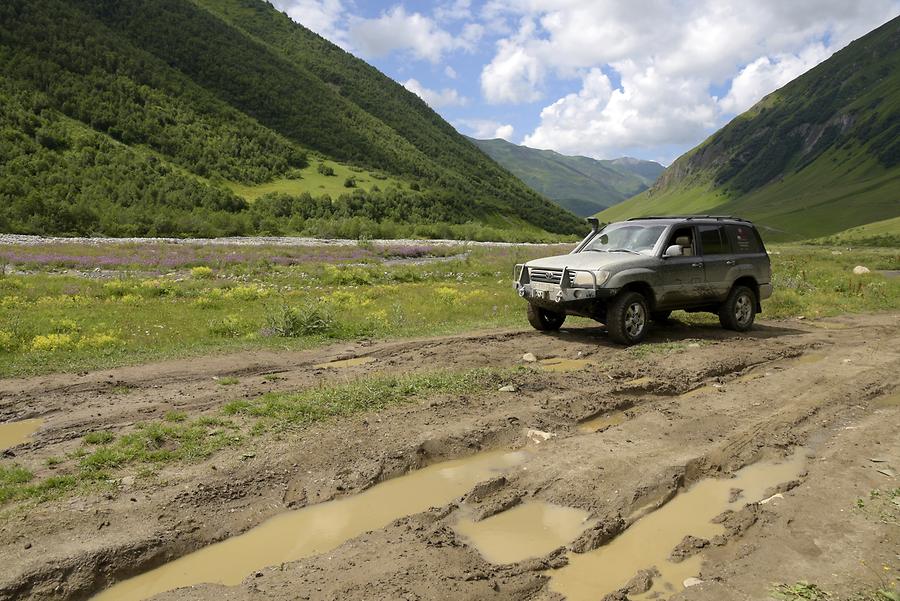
(271, 0, 899, 165)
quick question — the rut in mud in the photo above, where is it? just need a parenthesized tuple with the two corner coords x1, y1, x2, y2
(0, 312, 897, 601)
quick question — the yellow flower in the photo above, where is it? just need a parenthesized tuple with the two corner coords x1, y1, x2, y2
(31, 333, 74, 352)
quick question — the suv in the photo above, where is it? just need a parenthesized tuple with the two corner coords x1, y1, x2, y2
(514, 216, 772, 345)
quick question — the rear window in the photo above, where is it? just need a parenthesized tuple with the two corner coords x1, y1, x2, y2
(699, 225, 728, 255)
(726, 225, 763, 254)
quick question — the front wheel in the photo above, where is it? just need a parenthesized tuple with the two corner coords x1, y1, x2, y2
(527, 304, 566, 331)
(719, 285, 756, 331)
(607, 291, 649, 345)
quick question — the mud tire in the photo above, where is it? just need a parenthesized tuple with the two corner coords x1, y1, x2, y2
(607, 291, 650, 345)
(526, 304, 566, 331)
(719, 285, 756, 331)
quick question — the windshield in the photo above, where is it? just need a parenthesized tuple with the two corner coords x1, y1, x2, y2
(580, 223, 666, 255)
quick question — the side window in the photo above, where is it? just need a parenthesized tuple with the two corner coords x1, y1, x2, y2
(666, 227, 695, 256)
(699, 225, 728, 255)
(726, 225, 762, 254)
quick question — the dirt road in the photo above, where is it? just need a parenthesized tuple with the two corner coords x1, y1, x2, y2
(0, 313, 897, 601)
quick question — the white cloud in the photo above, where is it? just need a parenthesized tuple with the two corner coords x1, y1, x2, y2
(444, 65, 458, 79)
(349, 6, 472, 63)
(458, 119, 516, 140)
(481, 0, 899, 158)
(719, 43, 833, 114)
(436, 0, 473, 21)
(403, 79, 468, 108)
(272, 0, 347, 45)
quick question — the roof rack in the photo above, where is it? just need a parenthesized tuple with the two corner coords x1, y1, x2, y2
(627, 215, 751, 223)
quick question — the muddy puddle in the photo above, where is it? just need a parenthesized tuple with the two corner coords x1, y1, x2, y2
(538, 358, 596, 372)
(313, 356, 376, 369)
(0, 418, 43, 451)
(577, 410, 627, 433)
(873, 390, 900, 407)
(91, 450, 528, 601)
(455, 502, 593, 564)
(548, 450, 808, 600)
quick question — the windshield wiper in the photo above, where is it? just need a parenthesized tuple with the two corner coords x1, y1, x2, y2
(582, 248, 609, 253)
(609, 248, 640, 255)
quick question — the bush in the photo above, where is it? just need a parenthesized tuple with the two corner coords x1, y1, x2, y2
(344, 177, 356, 188)
(265, 302, 336, 337)
(317, 164, 335, 177)
(191, 266, 214, 279)
(208, 315, 247, 338)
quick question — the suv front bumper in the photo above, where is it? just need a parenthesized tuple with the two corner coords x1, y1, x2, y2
(513, 264, 618, 306)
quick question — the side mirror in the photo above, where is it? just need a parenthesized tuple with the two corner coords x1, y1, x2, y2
(664, 244, 683, 258)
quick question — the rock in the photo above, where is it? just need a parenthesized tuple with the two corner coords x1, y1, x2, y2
(759, 493, 783, 505)
(669, 535, 709, 562)
(522, 352, 537, 362)
(526, 429, 555, 444)
(684, 577, 704, 587)
(498, 385, 517, 392)
(853, 265, 870, 275)
(120, 476, 135, 490)
(624, 568, 660, 594)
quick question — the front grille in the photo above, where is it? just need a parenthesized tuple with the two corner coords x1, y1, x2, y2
(529, 268, 576, 286)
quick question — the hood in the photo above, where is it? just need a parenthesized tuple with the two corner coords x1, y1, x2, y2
(525, 251, 651, 271)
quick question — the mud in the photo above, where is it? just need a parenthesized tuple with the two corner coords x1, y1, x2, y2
(312, 356, 377, 369)
(455, 502, 592, 565)
(577, 410, 627, 433)
(0, 312, 897, 601)
(0, 418, 42, 451)
(547, 451, 808, 600)
(537, 358, 596, 372)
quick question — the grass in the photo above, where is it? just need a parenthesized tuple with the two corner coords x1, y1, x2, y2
(0, 367, 511, 506)
(223, 367, 510, 428)
(0, 243, 897, 378)
(771, 582, 831, 601)
(226, 158, 409, 201)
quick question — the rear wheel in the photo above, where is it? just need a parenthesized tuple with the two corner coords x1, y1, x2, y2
(607, 291, 649, 345)
(719, 285, 756, 331)
(526, 304, 566, 331)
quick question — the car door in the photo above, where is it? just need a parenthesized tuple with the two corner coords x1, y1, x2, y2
(697, 224, 733, 300)
(658, 225, 706, 307)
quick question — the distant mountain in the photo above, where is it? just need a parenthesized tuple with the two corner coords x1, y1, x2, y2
(0, 0, 582, 239)
(599, 15, 900, 241)
(469, 138, 664, 216)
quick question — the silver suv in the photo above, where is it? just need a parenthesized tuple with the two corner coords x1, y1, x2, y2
(514, 216, 773, 345)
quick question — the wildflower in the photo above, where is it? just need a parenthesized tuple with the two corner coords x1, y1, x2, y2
(191, 266, 214, 279)
(31, 334, 74, 352)
(0, 331, 17, 352)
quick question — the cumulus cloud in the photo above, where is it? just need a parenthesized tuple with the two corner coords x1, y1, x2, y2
(719, 44, 833, 114)
(481, 0, 899, 159)
(272, 0, 348, 45)
(444, 65, 458, 79)
(403, 79, 468, 108)
(350, 6, 472, 63)
(458, 119, 516, 140)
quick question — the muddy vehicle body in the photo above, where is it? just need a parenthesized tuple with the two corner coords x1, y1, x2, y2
(514, 216, 773, 344)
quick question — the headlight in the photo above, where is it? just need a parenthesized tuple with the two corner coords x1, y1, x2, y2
(572, 270, 609, 287)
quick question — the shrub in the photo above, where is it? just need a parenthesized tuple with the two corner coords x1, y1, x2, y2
(191, 266, 214, 279)
(265, 302, 336, 337)
(208, 315, 246, 338)
(77, 333, 122, 349)
(344, 177, 356, 188)
(30, 333, 74, 352)
(0, 331, 17, 353)
(317, 163, 335, 176)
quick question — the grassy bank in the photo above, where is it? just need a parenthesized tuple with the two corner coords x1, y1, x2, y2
(0, 241, 897, 378)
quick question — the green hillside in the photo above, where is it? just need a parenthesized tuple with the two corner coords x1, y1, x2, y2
(470, 137, 664, 216)
(600, 16, 900, 241)
(0, 0, 582, 240)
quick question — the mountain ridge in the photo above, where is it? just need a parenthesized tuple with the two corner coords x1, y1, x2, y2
(599, 15, 900, 240)
(469, 137, 664, 216)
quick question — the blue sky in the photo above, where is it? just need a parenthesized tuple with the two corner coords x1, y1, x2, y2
(272, 0, 899, 165)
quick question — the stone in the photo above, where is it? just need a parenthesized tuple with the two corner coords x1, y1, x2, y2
(522, 352, 537, 362)
(853, 265, 870, 275)
(684, 577, 704, 587)
(498, 385, 517, 392)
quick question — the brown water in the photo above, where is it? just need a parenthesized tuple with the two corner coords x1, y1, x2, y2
(538, 358, 595, 372)
(577, 411, 627, 433)
(873, 390, 900, 407)
(313, 356, 376, 369)
(455, 502, 593, 564)
(0, 418, 43, 451)
(91, 450, 528, 601)
(548, 450, 808, 600)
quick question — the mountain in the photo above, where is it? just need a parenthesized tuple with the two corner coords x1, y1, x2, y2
(469, 138, 664, 216)
(0, 0, 583, 240)
(599, 16, 900, 241)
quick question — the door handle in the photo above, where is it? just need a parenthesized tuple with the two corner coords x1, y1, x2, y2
(725, 260, 736, 265)
(691, 262, 702, 268)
